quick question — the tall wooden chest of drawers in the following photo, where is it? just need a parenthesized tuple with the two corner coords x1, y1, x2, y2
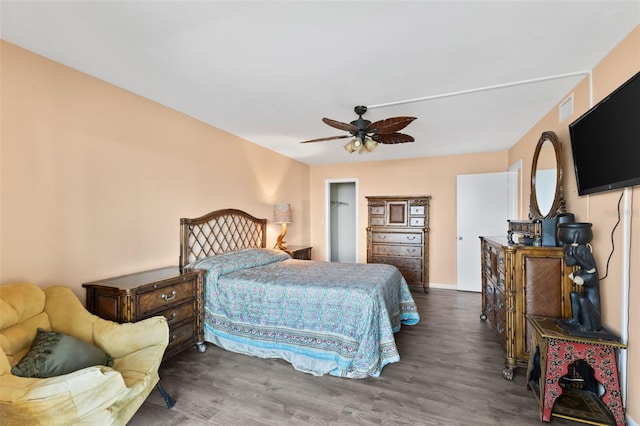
(480, 237, 576, 380)
(366, 195, 430, 293)
(83, 266, 204, 360)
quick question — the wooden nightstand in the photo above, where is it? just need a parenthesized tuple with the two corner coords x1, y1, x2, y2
(83, 266, 205, 361)
(288, 245, 312, 260)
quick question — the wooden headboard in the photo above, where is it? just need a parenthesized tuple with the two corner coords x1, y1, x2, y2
(179, 208, 267, 268)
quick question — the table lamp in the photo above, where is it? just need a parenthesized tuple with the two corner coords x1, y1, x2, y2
(273, 203, 292, 252)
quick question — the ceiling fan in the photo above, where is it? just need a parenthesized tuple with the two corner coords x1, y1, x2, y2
(300, 106, 417, 154)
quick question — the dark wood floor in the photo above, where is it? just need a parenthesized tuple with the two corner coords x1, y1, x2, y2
(130, 289, 580, 425)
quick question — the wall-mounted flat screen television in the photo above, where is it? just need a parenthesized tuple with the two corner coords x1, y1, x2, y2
(569, 71, 640, 196)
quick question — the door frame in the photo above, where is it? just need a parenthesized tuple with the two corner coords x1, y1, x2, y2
(325, 178, 359, 262)
(508, 159, 522, 219)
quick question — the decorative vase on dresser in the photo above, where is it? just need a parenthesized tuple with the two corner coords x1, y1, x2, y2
(480, 236, 576, 380)
(366, 195, 430, 293)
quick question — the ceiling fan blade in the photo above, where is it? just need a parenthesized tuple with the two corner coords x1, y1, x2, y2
(300, 134, 351, 143)
(372, 133, 415, 144)
(367, 117, 417, 134)
(322, 118, 359, 133)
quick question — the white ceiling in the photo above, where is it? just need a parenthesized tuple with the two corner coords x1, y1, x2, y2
(1, 1, 638, 166)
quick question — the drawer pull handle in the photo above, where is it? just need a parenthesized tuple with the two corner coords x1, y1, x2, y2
(378, 235, 386, 239)
(406, 236, 416, 240)
(171, 334, 178, 342)
(162, 291, 177, 301)
(406, 249, 416, 253)
(497, 324, 504, 334)
(166, 312, 177, 323)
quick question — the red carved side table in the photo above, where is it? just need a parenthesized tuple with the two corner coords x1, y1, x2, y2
(525, 315, 626, 426)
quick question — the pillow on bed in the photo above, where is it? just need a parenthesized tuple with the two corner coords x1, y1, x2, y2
(187, 248, 291, 276)
(11, 328, 114, 378)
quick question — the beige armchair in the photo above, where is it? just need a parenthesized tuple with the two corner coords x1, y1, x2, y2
(0, 282, 169, 425)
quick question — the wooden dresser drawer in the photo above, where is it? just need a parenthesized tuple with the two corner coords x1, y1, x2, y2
(137, 280, 196, 317)
(494, 287, 505, 315)
(370, 256, 422, 285)
(484, 287, 495, 322)
(495, 269, 505, 291)
(155, 299, 196, 326)
(372, 244, 422, 257)
(371, 232, 423, 245)
(487, 282, 498, 312)
(166, 320, 196, 358)
(396, 265, 422, 284)
(484, 240, 505, 285)
(494, 309, 507, 345)
(371, 256, 422, 270)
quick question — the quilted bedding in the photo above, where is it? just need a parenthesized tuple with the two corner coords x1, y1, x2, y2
(188, 248, 419, 378)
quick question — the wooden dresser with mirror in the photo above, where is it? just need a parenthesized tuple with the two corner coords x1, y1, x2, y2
(480, 131, 578, 380)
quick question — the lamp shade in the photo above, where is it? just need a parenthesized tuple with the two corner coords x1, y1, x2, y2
(273, 203, 292, 223)
(362, 137, 378, 153)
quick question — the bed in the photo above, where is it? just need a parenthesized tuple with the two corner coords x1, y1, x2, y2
(180, 208, 420, 378)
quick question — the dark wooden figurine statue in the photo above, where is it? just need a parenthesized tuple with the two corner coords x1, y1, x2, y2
(556, 222, 615, 339)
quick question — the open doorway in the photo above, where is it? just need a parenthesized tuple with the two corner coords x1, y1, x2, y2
(325, 179, 358, 262)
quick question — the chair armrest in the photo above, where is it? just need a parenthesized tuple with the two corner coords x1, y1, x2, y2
(94, 316, 169, 359)
(43, 286, 168, 359)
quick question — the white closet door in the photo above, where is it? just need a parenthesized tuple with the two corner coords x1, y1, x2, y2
(456, 172, 510, 292)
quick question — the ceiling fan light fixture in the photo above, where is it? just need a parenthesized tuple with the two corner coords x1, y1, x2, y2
(363, 137, 378, 152)
(344, 137, 365, 154)
(344, 136, 378, 154)
(343, 139, 358, 153)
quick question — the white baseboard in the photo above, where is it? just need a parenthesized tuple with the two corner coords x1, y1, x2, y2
(428, 282, 457, 290)
(429, 283, 484, 292)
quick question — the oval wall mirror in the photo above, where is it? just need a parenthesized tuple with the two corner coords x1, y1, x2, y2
(529, 131, 566, 219)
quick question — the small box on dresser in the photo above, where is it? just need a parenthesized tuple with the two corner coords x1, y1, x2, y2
(83, 266, 205, 360)
(366, 195, 430, 293)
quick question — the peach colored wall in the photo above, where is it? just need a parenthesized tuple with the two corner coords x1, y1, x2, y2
(0, 41, 310, 300)
(507, 25, 639, 422)
(310, 151, 508, 286)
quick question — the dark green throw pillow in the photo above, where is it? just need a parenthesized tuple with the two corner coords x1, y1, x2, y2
(11, 328, 114, 378)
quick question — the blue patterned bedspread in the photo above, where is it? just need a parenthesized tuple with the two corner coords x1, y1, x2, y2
(188, 248, 420, 378)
